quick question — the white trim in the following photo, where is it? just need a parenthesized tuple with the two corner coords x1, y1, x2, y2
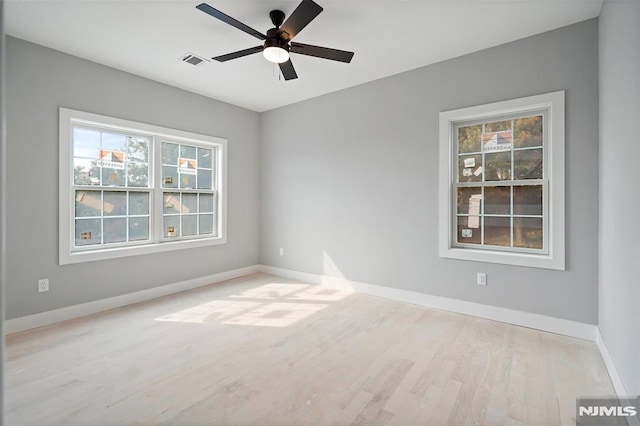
(258, 265, 596, 341)
(597, 330, 640, 426)
(597, 329, 631, 397)
(59, 107, 228, 265)
(61, 236, 229, 265)
(4, 265, 259, 335)
(438, 91, 565, 270)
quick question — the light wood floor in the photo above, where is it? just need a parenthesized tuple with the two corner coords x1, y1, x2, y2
(6, 273, 615, 425)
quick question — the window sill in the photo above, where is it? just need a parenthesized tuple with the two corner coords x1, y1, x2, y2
(60, 236, 227, 265)
(440, 246, 565, 270)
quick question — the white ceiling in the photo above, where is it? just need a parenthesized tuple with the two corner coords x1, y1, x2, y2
(5, 0, 602, 112)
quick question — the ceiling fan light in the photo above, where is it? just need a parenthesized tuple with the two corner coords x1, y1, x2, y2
(263, 46, 290, 64)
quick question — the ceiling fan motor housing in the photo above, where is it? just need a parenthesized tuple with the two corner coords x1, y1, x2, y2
(264, 28, 289, 52)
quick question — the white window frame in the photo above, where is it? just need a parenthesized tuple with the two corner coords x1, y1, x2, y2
(438, 91, 565, 270)
(59, 108, 228, 265)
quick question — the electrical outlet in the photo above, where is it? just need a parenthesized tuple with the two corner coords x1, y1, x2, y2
(279, 248, 284, 256)
(38, 278, 49, 293)
(477, 273, 487, 286)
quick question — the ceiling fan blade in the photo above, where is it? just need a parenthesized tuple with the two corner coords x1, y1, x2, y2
(290, 42, 354, 63)
(196, 3, 266, 40)
(278, 59, 298, 80)
(278, 0, 323, 41)
(212, 46, 263, 62)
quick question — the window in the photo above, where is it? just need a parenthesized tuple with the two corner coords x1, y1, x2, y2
(59, 108, 227, 264)
(438, 91, 564, 270)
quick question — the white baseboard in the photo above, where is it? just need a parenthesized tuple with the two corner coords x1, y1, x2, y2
(258, 264, 597, 341)
(596, 333, 639, 426)
(5, 265, 260, 335)
(596, 329, 632, 398)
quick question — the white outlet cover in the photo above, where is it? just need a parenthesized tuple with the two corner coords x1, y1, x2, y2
(38, 278, 49, 292)
(477, 273, 487, 286)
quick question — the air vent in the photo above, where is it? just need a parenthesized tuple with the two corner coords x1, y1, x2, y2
(181, 53, 208, 66)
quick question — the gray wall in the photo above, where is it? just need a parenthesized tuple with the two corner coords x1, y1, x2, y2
(260, 19, 599, 324)
(5, 37, 261, 319)
(598, 0, 640, 395)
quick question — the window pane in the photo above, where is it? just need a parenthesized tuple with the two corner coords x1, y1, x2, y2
(163, 215, 180, 238)
(182, 193, 197, 214)
(211, 150, 217, 178)
(162, 166, 178, 188)
(127, 162, 149, 187)
(458, 125, 482, 154)
(199, 194, 214, 213)
(127, 137, 149, 161)
(75, 218, 101, 246)
(514, 185, 543, 215)
(104, 218, 126, 243)
(101, 168, 125, 187)
(73, 158, 100, 185)
(129, 217, 149, 241)
(180, 145, 197, 160)
(484, 217, 511, 247)
(514, 217, 543, 249)
(164, 193, 181, 214)
(103, 192, 126, 216)
(73, 127, 100, 158)
(198, 147, 213, 169)
(514, 116, 542, 148)
(162, 142, 179, 165)
(484, 186, 510, 215)
(180, 173, 196, 189)
(197, 169, 212, 189)
(129, 192, 149, 216)
(182, 215, 198, 236)
(484, 120, 511, 133)
(75, 190, 102, 217)
(199, 214, 214, 235)
(456, 216, 481, 244)
(485, 151, 511, 181)
(457, 187, 482, 215)
(514, 149, 543, 180)
(458, 154, 482, 182)
(101, 132, 127, 151)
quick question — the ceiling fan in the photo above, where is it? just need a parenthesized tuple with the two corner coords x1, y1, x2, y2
(196, 0, 354, 80)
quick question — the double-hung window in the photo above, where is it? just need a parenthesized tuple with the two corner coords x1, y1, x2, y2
(438, 92, 565, 270)
(59, 108, 227, 265)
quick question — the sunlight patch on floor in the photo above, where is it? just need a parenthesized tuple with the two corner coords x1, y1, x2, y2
(229, 283, 311, 299)
(154, 278, 352, 327)
(222, 302, 328, 327)
(285, 285, 353, 302)
(155, 300, 262, 324)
